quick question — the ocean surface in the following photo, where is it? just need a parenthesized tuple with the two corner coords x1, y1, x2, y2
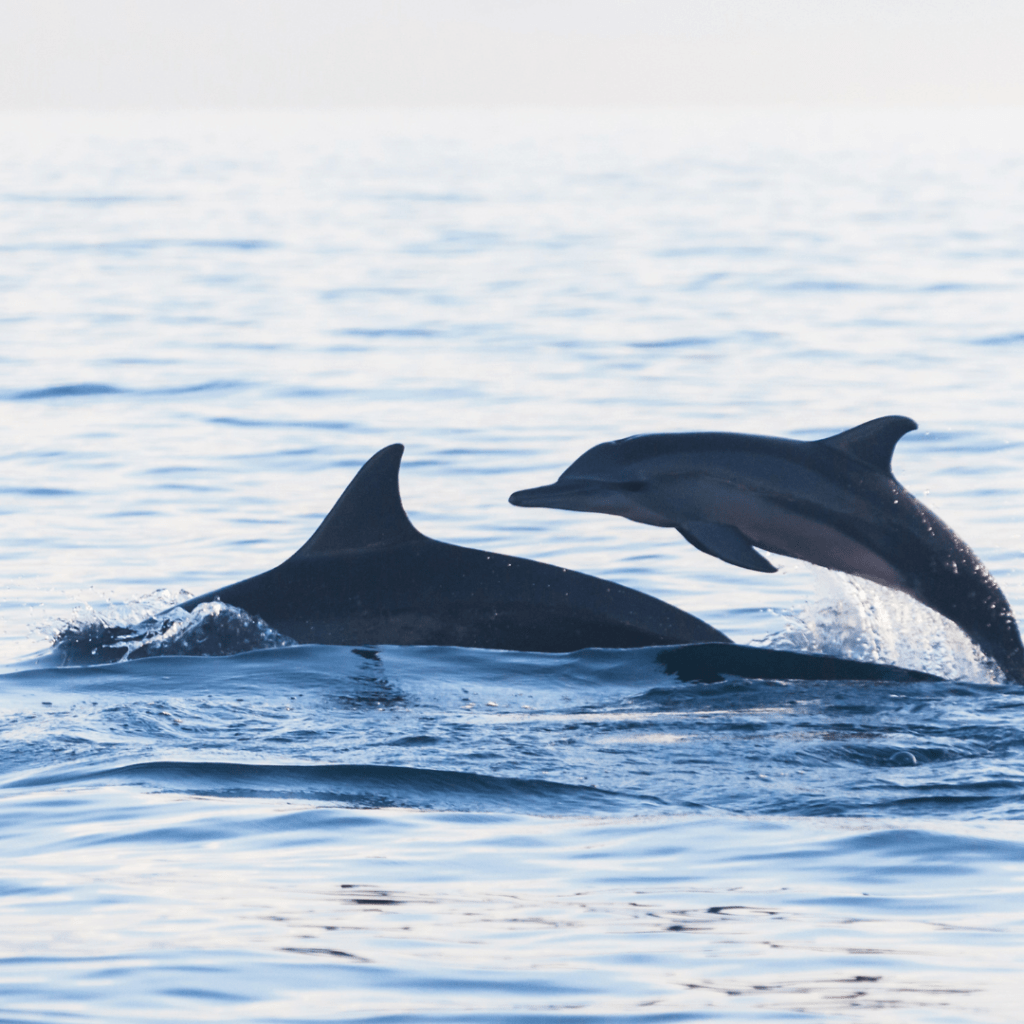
(2, 108, 1024, 1022)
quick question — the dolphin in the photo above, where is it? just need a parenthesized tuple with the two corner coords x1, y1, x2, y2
(171, 443, 730, 652)
(509, 416, 1024, 683)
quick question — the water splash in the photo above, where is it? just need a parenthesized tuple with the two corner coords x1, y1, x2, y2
(755, 567, 998, 683)
(48, 594, 296, 665)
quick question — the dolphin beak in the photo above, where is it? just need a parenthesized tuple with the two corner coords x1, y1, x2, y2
(509, 479, 610, 510)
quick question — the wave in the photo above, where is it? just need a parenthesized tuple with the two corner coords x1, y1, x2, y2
(6, 760, 664, 815)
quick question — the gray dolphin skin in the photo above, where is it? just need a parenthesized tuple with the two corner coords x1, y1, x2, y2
(509, 416, 1024, 683)
(177, 444, 730, 652)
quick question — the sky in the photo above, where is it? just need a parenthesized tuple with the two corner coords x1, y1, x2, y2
(0, 0, 1022, 109)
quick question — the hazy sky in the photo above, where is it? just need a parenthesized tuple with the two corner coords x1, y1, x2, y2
(1, 0, 1022, 109)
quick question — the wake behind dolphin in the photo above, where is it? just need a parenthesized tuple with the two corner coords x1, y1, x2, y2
(509, 416, 1024, 684)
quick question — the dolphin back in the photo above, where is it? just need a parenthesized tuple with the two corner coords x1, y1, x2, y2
(181, 445, 731, 653)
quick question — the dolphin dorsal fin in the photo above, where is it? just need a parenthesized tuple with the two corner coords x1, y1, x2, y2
(292, 444, 421, 557)
(817, 415, 918, 473)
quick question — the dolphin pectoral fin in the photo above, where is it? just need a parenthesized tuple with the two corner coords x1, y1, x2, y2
(676, 522, 777, 573)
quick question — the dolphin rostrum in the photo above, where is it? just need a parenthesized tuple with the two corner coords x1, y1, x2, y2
(509, 416, 1024, 683)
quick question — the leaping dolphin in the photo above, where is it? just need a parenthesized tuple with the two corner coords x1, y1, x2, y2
(509, 416, 1024, 683)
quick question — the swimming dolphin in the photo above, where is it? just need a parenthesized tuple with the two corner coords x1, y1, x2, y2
(171, 444, 729, 652)
(509, 416, 1024, 683)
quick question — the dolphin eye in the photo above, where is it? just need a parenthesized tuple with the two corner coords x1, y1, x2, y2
(620, 481, 645, 492)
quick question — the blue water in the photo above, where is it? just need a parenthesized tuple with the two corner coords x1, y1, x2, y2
(2, 108, 1024, 1021)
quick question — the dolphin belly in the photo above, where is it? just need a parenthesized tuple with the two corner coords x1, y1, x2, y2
(739, 499, 908, 591)
(648, 480, 909, 590)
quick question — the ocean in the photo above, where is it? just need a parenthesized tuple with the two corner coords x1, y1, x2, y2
(1, 107, 1023, 1021)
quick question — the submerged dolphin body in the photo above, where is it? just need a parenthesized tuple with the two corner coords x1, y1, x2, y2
(509, 416, 1024, 683)
(178, 444, 729, 652)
